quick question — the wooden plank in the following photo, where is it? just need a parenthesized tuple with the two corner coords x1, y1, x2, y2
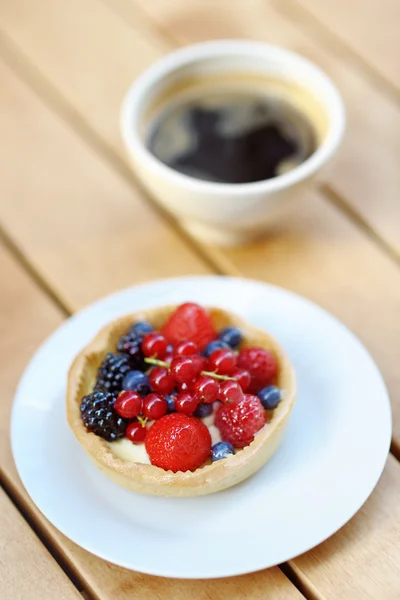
(0, 0, 399, 468)
(1, 236, 399, 600)
(0, 0, 167, 156)
(1, 0, 398, 259)
(293, 455, 400, 600)
(222, 189, 400, 437)
(90, 0, 400, 443)
(290, 0, 400, 94)
(121, 0, 400, 257)
(0, 58, 210, 312)
(1, 0, 399, 255)
(0, 247, 303, 600)
(1, 1, 400, 596)
(1, 0, 400, 427)
(0, 487, 81, 600)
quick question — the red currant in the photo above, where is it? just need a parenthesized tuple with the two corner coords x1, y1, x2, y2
(174, 340, 198, 356)
(208, 348, 236, 375)
(143, 393, 168, 420)
(170, 356, 197, 384)
(219, 380, 244, 404)
(175, 392, 199, 415)
(149, 366, 175, 395)
(160, 350, 174, 364)
(232, 368, 251, 392)
(142, 332, 168, 358)
(126, 421, 147, 443)
(179, 381, 193, 393)
(192, 354, 208, 375)
(193, 375, 219, 404)
(114, 390, 142, 418)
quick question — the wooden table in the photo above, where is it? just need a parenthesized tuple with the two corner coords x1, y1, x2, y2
(1, 1, 399, 598)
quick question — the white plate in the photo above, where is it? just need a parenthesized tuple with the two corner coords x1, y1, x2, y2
(11, 276, 391, 578)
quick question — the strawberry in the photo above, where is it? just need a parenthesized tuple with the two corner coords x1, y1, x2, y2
(237, 347, 278, 393)
(161, 303, 216, 351)
(215, 394, 266, 448)
(145, 413, 211, 472)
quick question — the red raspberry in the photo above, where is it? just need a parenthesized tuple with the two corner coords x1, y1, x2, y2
(161, 303, 216, 351)
(215, 394, 266, 448)
(237, 347, 278, 393)
(145, 413, 211, 472)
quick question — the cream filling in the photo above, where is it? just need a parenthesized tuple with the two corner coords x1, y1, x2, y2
(108, 413, 221, 465)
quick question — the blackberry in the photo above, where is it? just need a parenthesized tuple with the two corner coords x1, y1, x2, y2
(94, 353, 132, 394)
(80, 390, 127, 441)
(117, 331, 146, 370)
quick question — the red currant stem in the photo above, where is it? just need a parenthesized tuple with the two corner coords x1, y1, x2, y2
(137, 415, 148, 427)
(144, 357, 235, 381)
(144, 357, 170, 368)
(200, 370, 236, 381)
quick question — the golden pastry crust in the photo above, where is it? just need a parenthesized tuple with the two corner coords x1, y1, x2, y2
(67, 306, 296, 496)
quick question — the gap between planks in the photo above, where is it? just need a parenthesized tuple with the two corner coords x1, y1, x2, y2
(0, 226, 73, 317)
(0, 28, 226, 281)
(1, 0, 400, 454)
(0, 33, 308, 598)
(0, 466, 313, 600)
(0, 469, 94, 600)
(0, 10, 399, 599)
(277, 0, 400, 107)
(1, 1, 399, 279)
(319, 184, 400, 267)
(100, 0, 400, 274)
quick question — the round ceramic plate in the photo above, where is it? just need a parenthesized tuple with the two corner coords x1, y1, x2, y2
(11, 276, 391, 578)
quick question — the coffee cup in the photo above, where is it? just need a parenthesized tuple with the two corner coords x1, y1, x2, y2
(121, 40, 345, 246)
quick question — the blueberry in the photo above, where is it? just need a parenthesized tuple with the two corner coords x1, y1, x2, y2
(212, 441, 235, 461)
(165, 394, 177, 413)
(218, 327, 242, 349)
(194, 402, 213, 418)
(257, 386, 282, 410)
(130, 321, 153, 337)
(203, 340, 230, 357)
(122, 370, 150, 396)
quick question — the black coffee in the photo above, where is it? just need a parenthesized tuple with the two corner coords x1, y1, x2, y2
(147, 90, 317, 183)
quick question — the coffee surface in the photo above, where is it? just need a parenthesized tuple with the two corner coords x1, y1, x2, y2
(147, 91, 317, 183)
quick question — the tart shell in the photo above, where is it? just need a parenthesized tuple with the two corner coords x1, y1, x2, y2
(67, 306, 296, 496)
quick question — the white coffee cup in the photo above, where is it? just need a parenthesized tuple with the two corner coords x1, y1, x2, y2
(121, 40, 345, 246)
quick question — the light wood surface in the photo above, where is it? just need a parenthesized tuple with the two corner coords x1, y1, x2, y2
(292, 455, 400, 600)
(0, 487, 81, 600)
(2, 0, 400, 258)
(292, 0, 400, 95)
(1, 0, 400, 598)
(1, 0, 400, 439)
(0, 242, 301, 599)
(0, 58, 210, 311)
(128, 0, 400, 254)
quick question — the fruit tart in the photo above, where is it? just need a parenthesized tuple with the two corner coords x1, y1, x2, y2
(67, 303, 296, 496)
